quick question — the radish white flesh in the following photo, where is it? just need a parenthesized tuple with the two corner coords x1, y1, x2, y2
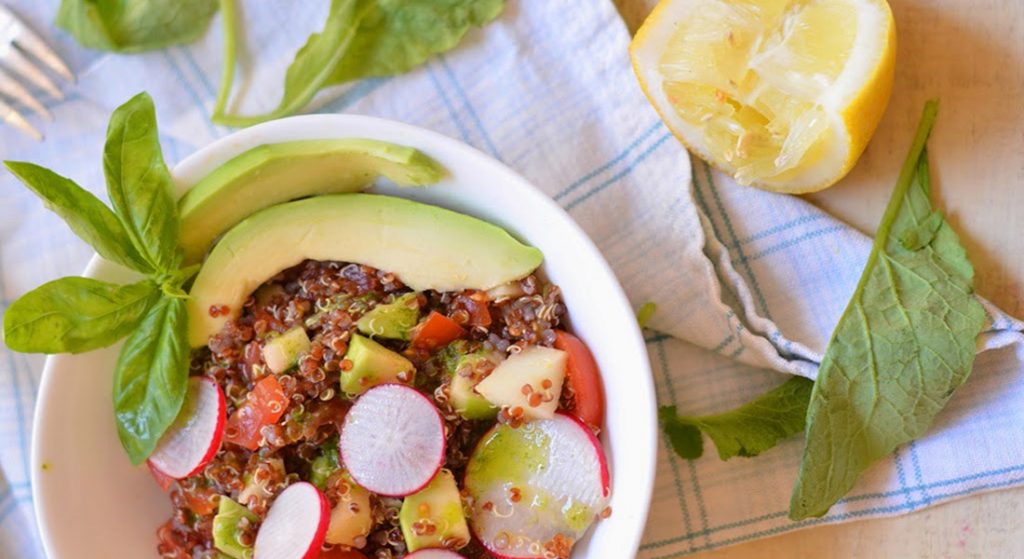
(406, 550, 467, 559)
(148, 376, 225, 479)
(339, 384, 445, 497)
(253, 482, 329, 559)
(465, 413, 610, 558)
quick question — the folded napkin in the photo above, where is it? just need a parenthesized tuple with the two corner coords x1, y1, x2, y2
(2, 1, 1023, 558)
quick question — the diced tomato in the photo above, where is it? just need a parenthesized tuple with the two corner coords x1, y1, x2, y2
(225, 375, 288, 450)
(460, 291, 492, 327)
(250, 375, 288, 422)
(318, 548, 368, 559)
(183, 485, 219, 516)
(411, 311, 466, 350)
(553, 330, 605, 428)
(147, 461, 175, 492)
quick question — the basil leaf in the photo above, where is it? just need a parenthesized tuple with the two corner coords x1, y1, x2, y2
(213, 0, 504, 127)
(3, 277, 158, 354)
(325, 0, 505, 85)
(660, 376, 813, 461)
(56, 0, 218, 53)
(213, 0, 368, 127)
(788, 102, 987, 520)
(113, 295, 190, 464)
(104, 92, 182, 274)
(4, 161, 151, 273)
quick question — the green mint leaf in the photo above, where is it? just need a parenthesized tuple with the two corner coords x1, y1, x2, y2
(213, 0, 368, 127)
(4, 161, 151, 273)
(660, 376, 813, 461)
(659, 406, 704, 459)
(104, 92, 182, 274)
(3, 277, 159, 354)
(788, 101, 987, 520)
(55, 0, 218, 53)
(325, 0, 505, 85)
(113, 295, 190, 464)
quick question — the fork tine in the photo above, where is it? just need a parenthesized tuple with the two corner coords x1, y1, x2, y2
(0, 96, 42, 140)
(0, 44, 62, 100)
(0, 67, 50, 120)
(9, 22, 74, 83)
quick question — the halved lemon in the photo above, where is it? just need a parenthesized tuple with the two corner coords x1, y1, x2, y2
(631, 0, 895, 193)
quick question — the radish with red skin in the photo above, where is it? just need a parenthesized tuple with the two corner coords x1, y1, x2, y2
(146, 461, 175, 492)
(339, 384, 446, 497)
(253, 482, 329, 559)
(464, 413, 610, 558)
(147, 376, 225, 479)
(406, 550, 466, 559)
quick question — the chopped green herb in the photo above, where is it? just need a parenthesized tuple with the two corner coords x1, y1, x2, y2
(660, 376, 813, 461)
(637, 302, 657, 328)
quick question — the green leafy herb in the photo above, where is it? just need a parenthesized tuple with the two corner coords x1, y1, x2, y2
(324, 0, 505, 84)
(56, 0, 218, 53)
(4, 93, 199, 465)
(788, 101, 987, 520)
(213, 0, 505, 126)
(214, 0, 367, 127)
(660, 376, 813, 461)
(3, 162, 150, 273)
(113, 296, 190, 464)
(3, 278, 158, 354)
(103, 92, 183, 275)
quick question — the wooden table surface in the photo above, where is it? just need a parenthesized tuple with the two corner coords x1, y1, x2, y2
(614, 0, 1024, 556)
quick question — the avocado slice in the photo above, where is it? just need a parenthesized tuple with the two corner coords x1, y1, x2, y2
(399, 469, 470, 552)
(261, 327, 311, 374)
(186, 194, 543, 347)
(178, 139, 444, 264)
(448, 351, 503, 420)
(356, 292, 420, 340)
(213, 497, 257, 559)
(341, 334, 415, 395)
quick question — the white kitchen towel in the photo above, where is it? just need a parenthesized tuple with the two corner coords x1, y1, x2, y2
(1, 1, 1023, 558)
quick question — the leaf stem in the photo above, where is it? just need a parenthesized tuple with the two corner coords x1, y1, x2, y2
(212, 0, 239, 121)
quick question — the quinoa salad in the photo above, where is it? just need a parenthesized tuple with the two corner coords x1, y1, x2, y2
(152, 259, 611, 559)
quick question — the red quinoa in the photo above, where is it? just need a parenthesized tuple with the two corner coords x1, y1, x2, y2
(157, 261, 570, 558)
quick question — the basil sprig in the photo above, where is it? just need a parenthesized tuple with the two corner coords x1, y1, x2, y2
(3, 92, 196, 465)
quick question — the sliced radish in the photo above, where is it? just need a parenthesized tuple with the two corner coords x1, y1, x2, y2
(465, 413, 610, 558)
(339, 384, 445, 497)
(148, 376, 225, 479)
(254, 482, 330, 559)
(406, 550, 466, 559)
(146, 461, 175, 492)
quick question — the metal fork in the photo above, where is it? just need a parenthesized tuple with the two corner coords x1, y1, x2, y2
(0, 4, 74, 141)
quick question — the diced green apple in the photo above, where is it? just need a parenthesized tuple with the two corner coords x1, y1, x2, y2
(474, 346, 567, 420)
(261, 327, 311, 374)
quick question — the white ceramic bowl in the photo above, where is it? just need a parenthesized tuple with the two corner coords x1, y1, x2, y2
(31, 115, 657, 558)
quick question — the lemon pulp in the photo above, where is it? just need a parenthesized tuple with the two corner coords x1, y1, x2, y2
(659, 0, 859, 185)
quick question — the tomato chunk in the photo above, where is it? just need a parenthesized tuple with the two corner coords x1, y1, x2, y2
(224, 375, 288, 450)
(411, 311, 466, 350)
(458, 290, 492, 327)
(553, 330, 605, 428)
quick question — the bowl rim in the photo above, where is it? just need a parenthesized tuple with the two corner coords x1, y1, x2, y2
(31, 113, 657, 558)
